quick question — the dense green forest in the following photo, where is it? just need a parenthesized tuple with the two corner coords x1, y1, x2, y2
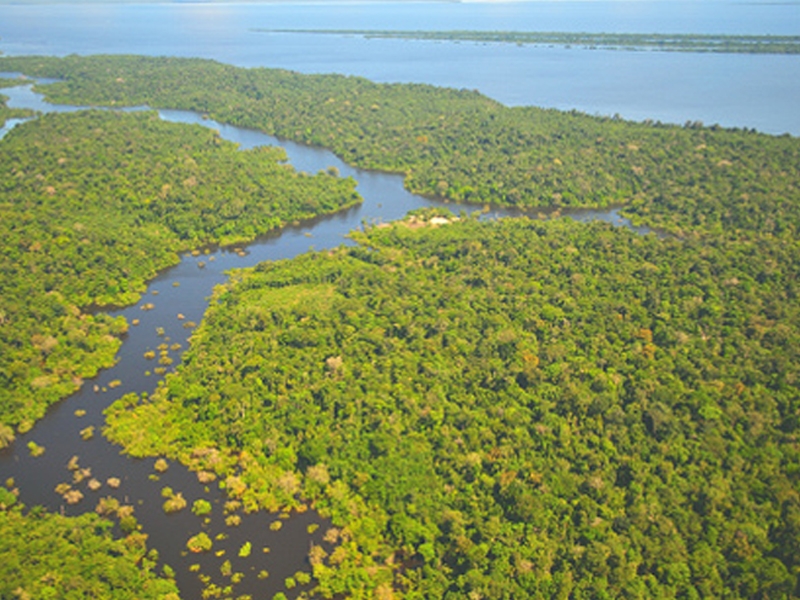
(1, 55, 798, 598)
(0, 55, 797, 239)
(105, 212, 800, 598)
(0, 106, 359, 432)
(0, 486, 180, 599)
(259, 30, 800, 55)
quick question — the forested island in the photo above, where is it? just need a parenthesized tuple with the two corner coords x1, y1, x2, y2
(258, 29, 800, 55)
(0, 55, 796, 240)
(0, 54, 798, 598)
(0, 107, 359, 433)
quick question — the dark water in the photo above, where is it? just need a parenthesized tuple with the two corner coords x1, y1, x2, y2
(0, 82, 653, 598)
(0, 1, 798, 135)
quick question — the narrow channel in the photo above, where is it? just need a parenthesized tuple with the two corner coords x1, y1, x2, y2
(0, 81, 653, 598)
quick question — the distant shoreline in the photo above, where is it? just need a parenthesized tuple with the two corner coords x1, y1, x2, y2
(256, 28, 800, 55)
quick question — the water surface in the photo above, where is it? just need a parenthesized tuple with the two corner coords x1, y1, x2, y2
(0, 1, 798, 134)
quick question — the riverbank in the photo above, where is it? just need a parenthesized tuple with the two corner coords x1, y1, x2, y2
(0, 79, 666, 599)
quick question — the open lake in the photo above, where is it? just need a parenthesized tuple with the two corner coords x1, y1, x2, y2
(0, 1, 798, 135)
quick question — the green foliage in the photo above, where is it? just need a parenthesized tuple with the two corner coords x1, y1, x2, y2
(0, 423, 15, 449)
(186, 531, 213, 553)
(26, 440, 44, 457)
(220, 558, 232, 577)
(0, 486, 17, 509)
(0, 106, 359, 429)
(104, 215, 800, 598)
(162, 489, 187, 514)
(238, 541, 252, 558)
(192, 498, 212, 517)
(0, 503, 179, 599)
(0, 54, 796, 240)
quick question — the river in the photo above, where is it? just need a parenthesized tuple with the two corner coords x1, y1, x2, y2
(0, 81, 654, 598)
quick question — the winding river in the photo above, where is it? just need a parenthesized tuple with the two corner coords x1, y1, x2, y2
(0, 81, 652, 598)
